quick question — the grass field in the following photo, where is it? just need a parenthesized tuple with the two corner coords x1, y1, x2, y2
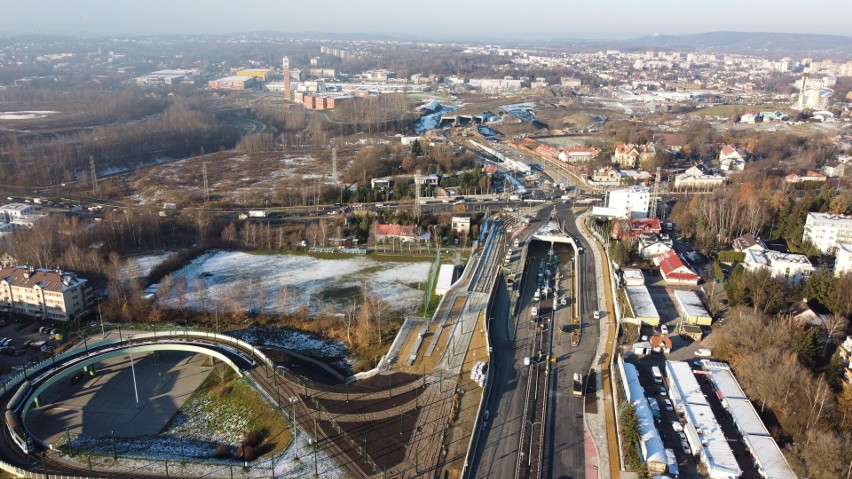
(165, 365, 292, 458)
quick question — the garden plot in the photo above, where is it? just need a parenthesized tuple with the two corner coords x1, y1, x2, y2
(157, 250, 431, 315)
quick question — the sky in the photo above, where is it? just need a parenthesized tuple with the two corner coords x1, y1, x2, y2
(1, 0, 851, 40)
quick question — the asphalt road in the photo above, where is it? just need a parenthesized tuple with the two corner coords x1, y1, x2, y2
(539, 205, 602, 479)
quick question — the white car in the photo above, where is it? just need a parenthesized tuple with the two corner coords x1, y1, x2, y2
(694, 348, 712, 357)
(661, 324, 669, 335)
(593, 310, 600, 320)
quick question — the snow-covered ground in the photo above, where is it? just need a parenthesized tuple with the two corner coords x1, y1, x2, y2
(66, 427, 344, 478)
(231, 326, 349, 366)
(0, 110, 58, 120)
(158, 250, 431, 315)
(414, 103, 460, 133)
(122, 252, 176, 280)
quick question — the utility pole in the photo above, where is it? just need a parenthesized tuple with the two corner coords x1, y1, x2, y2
(414, 169, 422, 219)
(90, 156, 98, 195)
(202, 161, 209, 202)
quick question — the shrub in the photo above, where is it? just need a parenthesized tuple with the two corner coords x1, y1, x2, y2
(243, 430, 263, 448)
(214, 443, 231, 458)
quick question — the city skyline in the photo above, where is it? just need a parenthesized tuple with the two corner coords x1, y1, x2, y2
(1, 0, 851, 40)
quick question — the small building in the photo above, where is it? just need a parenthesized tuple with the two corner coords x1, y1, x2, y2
(679, 324, 704, 341)
(613, 218, 662, 240)
(650, 335, 672, 354)
(732, 234, 767, 253)
(622, 268, 645, 286)
(656, 250, 700, 286)
(639, 233, 674, 259)
(784, 171, 827, 183)
(820, 161, 845, 178)
(673, 290, 712, 326)
(740, 111, 761, 124)
(613, 143, 655, 169)
(625, 285, 661, 326)
(435, 264, 457, 296)
(451, 217, 471, 235)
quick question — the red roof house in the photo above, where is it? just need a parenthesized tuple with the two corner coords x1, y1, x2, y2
(656, 250, 700, 285)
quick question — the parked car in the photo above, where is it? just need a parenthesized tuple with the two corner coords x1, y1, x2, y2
(661, 324, 669, 335)
(694, 348, 712, 357)
(663, 399, 674, 412)
(658, 386, 668, 396)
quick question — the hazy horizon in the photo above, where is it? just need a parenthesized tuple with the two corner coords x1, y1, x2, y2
(1, 0, 851, 41)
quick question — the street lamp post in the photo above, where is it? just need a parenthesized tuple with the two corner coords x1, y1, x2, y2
(128, 336, 140, 408)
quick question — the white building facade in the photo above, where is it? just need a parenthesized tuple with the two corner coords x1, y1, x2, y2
(743, 249, 815, 285)
(836, 243, 852, 277)
(804, 212, 852, 254)
(606, 186, 650, 219)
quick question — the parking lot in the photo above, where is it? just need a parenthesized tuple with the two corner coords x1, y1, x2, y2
(0, 316, 66, 377)
(629, 354, 763, 479)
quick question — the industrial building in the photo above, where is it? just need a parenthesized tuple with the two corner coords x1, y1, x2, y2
(673, 290, 712, 326)
(236, 68, 274, 82)
(0, 266, 90, 321)
(665, 361, 742, 479)
(208, 76, 255, 90)
(133, 69, 199, 88)
(619, 359, 668, 474)
(300, 94, 353, 111)
(625, 285, 660, 325)
(700, 361, 797, 479)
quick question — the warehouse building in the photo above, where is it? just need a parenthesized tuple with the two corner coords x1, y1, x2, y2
(619, 358, 668, 474)
(625, 285, 660, 326)
(673, 290, 712, 326)
(208, 76, 255, 90)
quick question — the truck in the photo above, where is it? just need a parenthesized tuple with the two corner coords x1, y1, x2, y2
(652, 366, 663, 384)
(572, 373, 584, 396)
(248, 210, 268, 218)
(163, 203, 177, 210)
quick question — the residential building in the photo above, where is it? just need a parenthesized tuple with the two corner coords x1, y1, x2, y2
(374, 224, 428, 243)
(613, 218, 662, 240)
(656, 250, 700, 286)
(0, 266, 89, 321)
(719, 145, 745, 172)
(803, 212, 852, 254)
(638, 233, 674, 259)
(732, 234, 767, 253)
(839, 336, 852, 383)
(451, 217, 471, 235)
(820, 161, 845, 178)
(784, 171, 826, 183)
(835, 243, 852, 276)
(613, 143, 655, 169)
(653, 133, 687, 152)
(590, 167, 622, 186)
(743, 249, 814, 285)
(558, 145, 601, 163)
(673, 166, 725, 190)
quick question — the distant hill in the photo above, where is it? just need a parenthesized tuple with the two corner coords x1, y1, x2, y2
(613, 31, 852, 59)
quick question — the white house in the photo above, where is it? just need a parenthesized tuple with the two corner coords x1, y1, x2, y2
(743, 249, 815, 285)
(803, 212, 852, 254)
(732, 234, 767, 253)
(638, 233, 674, 259)
(836, 243, 852, 277)
(673, 166, 725, 190)
(718, 145, 745, 172)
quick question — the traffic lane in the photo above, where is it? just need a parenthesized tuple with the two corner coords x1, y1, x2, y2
(474, 271, 539, 479)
